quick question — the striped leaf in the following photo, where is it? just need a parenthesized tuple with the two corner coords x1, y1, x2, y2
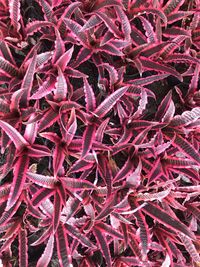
(53, 192, 62, 233)
(19, 228, 28, 267)
(26, 172, 57, 188)
(56, 223, 72, 267)
(36, 235, 54, 267)
(60, 177, 96, 190)
(9, 0, 21, 31)
(172, 134, 200, 165)
(94, 86, 128, 118)
(0, 56, 18, 76)
(82, 124, 96, 158)
(93, 227, 112, 267)
(140, 57, 182, 81)
(83, 78, 96, 112)
(138, 201, 195, 239)
(65, 224, 96, 249)
(6, 155, 29, 210)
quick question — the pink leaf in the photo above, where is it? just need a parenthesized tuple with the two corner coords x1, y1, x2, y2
(53, 145, 65, 176)
(127, 74, 169, 86)
(93, 227, 112, 267)
(56, 223, 72, 267)
(140, 56, 183, 81)
(56, 46, 74, 71)
(179, 233, 200, 263)
(36, 235, 54, 267)
(26, 172, 56, 188)
(31, 76, 56, 99)
(53, 192, 62, 232)
(6, 155, 29, 210)
(95, 11, 122, 38)
(26, 21, 54, 36)
(65, 224, 96, 249)
(94, 86, 128, 118)
(169, 107, 200, 127)
(139, 16, 157, 43)
(115, 6, 131, 40)
(31, 188, 54, 207)
(54, 67, 68, 102)
(21, 52, 37, 107)
(9, 0, 21, 31)
(137, 200, 196, 239)
(64, 18, 88, 45)
(38, 109, 59, 132)
(72, 47, 93, 68)
(52, 30, 65, 65)
(60, 177, 96, 190)
(82, 124, 96, 158)
(99, 63, 118, 88)
(19, 228, 28, 267)
(83, 78, 96, 112)
(0, 56, 18, 77)
(172, 134, 200, 165)
(0, 120, 28, 151)
(163, 0, 185, 15)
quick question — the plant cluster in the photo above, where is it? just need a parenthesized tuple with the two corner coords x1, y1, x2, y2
(0, 0, 200, 266)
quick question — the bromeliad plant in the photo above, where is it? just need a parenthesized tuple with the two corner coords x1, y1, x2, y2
(0, 0, 200, 266)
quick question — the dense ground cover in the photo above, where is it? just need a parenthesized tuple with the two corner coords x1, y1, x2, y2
(0, 0, 200, 266)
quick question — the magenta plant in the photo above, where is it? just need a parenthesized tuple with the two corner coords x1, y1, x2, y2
(0, 0, 200, 266)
